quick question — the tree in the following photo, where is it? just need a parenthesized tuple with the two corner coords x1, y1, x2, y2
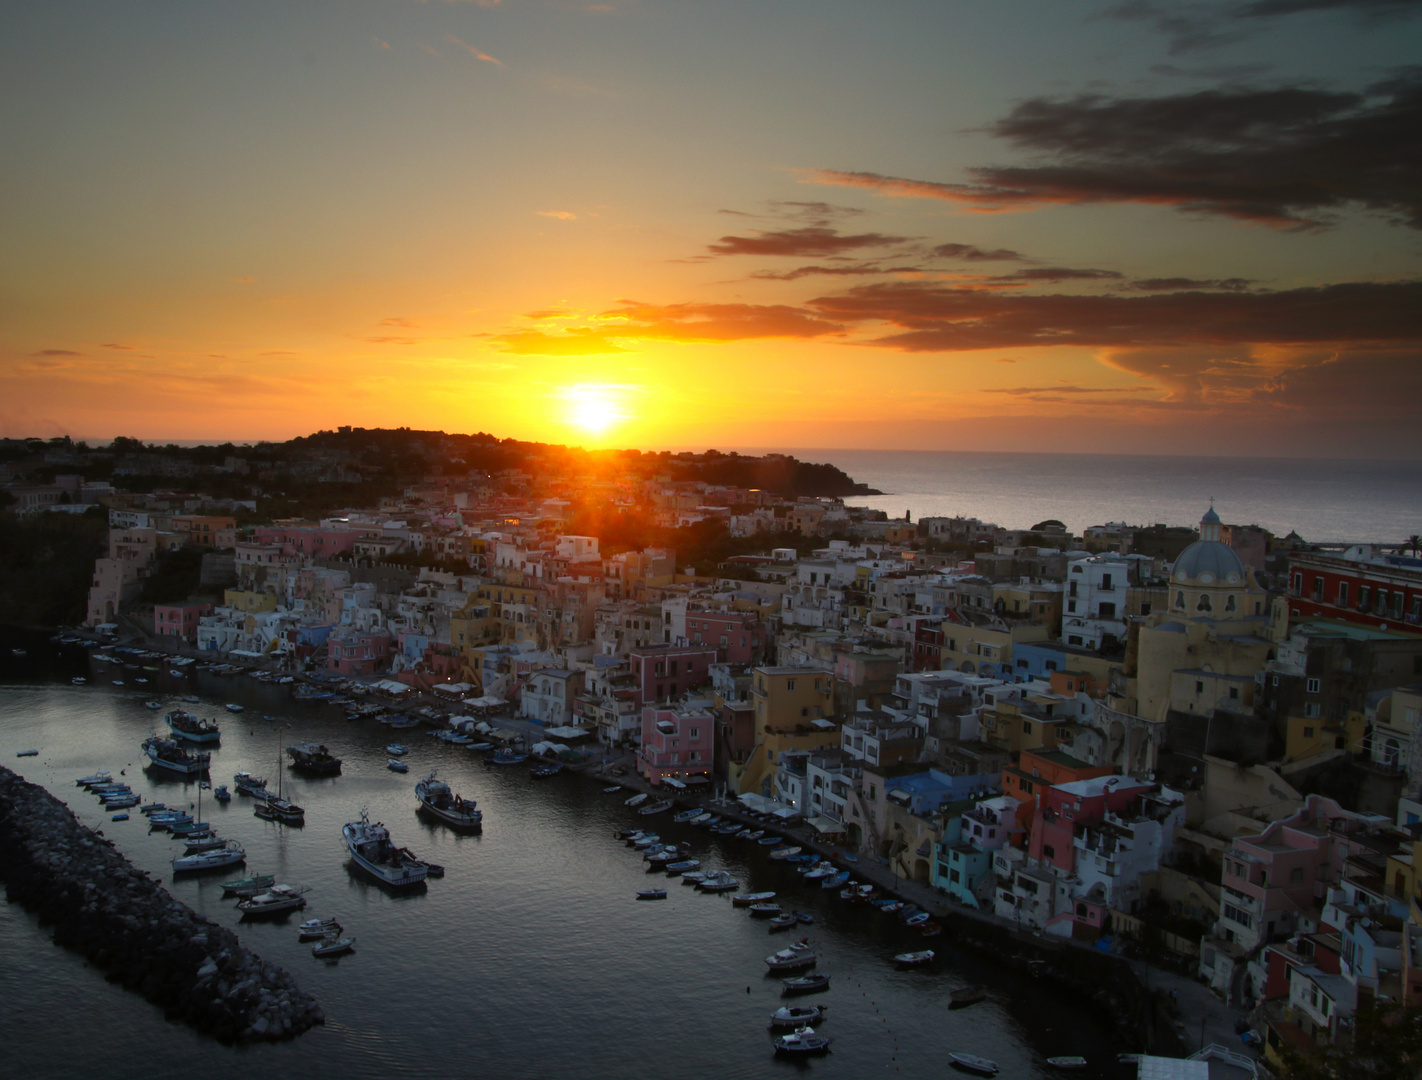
(1409, 534, 1420, 558)
(1278, 999, 1422, 1080)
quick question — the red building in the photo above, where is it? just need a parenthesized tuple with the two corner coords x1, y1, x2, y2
(152, 601, 211, 643)
(684, 609, 767, 665)
(629, 644, 718, 705)
(1285, 546, 1422, 631)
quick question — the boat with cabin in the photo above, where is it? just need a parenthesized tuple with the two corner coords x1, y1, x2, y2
(287, 742, 342, 776)
(233, 771, 270, 799)
(165, 710, 221, 743)
(141, 736, 210, 777)
(772, 1026, 833, 1056)
(765, 939, 817, 972)
(780, 973, 831, 996)
(171, 841, 246, 874)
(221, 873, 276, 897)
(311, 933, 355, 958)
(484, 747, 529, 766)
(343, 810, 430, 888)
(237, 884, 308, 918)
(415, 772, 483, 830)
(298, 917, 342, 941)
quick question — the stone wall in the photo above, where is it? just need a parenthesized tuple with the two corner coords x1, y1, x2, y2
(0, 767, 322, 1043)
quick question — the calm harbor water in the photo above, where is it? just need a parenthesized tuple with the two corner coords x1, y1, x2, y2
(781, 449, 1422, 542)
(1, 642, 1134, 1080)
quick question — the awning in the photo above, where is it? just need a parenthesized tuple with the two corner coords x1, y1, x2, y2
(738, 793, 778, 814)
(434, 682, 474, 695)
(683, 775, 711, 785)
(661, 777, 687, 789)
(808, 815, 845, 834)
(544, 725, 591, 740)
(373, 679, 411, 694)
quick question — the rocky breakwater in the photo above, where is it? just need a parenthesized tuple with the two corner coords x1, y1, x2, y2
(0, 767, 323, 1043)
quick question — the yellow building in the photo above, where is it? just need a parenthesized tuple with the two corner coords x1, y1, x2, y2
(223, 589, 278, 614)
(735, 665, 838, 797)
(939, 621, 1050, 676)
(1282, 709, 1366, 765)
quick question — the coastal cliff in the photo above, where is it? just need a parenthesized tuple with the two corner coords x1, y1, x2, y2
(0, 767, 322, 1043)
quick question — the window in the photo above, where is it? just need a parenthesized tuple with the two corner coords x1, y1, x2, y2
(1337, 582, 1349, 606)
(1101, 573, 1113, 591)
(1043, 844, 1055, 859)
(1197, 593, 1213, 613)
(1196, 680, 1205, 694)
(1223, 903, 1253, 928)
(1303, 726, 1314, 738)
(1304, 702, 1320, 718)
(1022, 721, 1033, 734)
(1312, 577, 1324, 601)
(786, 679, 795, 691)
(1290, 867, 1304, 883)
(1306, 677, 1321, 694)
(689, 727, 698, 739)
(1229, 686, 1239, 700)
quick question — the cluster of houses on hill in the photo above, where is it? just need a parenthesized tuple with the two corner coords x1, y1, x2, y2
(66, 456, 1422, 1067)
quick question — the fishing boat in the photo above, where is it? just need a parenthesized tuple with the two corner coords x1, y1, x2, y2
(165, 710, 221, 743)
(772, 1026, 832, 1056)
(769, 913, 800, 931)
(949, 1053, 1000, 1076)
(224, 702, 244, 713)
(76, 771, 113, 788)
(311, 934, 355, 958)
(780, 974, 831, 997)
(529, 762, 563, 778)
(765, 939, 817, 972)
(386, 744, 408, 756)
(673, 809, 701, 823)
(253, 743, 305, 825)
(141, 736, 210, 777)
(637, 799, 672, 815)
(415, 772, 483, 830)
(749, 902, 783, 918)
(233, 771, 269, 799)
(287, 742, 342, 776)
(343, 809, 430, 888)
(624, 792, 649, 808)
(697, 871, 740, 893)
(387, 758, 409, 772)
(636, 888, 667, 900)
(602, 785, 622, 794)
(212, 784, 231, 802)
(768, 844, 803, 861)
(237, 884, 308, 918)
(664, 859, 700, 875)
(769, 1004, 827, 1029)
(1047, 1058, 1089, 1070)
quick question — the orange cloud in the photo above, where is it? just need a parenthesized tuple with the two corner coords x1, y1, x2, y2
(442, 34, 503, 65)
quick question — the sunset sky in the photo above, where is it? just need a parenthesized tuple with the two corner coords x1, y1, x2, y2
(3, 1, 1420, 458)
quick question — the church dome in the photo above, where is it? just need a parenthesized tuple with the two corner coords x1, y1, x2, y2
(1173, 505, 1246, 585)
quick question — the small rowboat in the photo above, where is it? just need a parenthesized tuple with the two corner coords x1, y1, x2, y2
(636, 888, 667, 900)
(950, 1053, 1000, 1076)
(950, 984, 988, 1008)
(1047, 1057, 1089, 1070)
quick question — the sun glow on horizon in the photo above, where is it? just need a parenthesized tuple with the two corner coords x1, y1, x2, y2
(562, 383, 631, 441)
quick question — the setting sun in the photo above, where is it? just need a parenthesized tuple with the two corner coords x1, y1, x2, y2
(563, 384, 628, 439)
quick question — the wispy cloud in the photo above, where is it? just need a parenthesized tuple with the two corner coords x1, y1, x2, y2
(598, 300, 847, 342)
(373, 37, 391, 50)
(495, 328, 630, 355)
(538, 210, 576, 220)
(31, 348, 82, 357)
(930, 243, 1026, 262)
(442, 34, 503, 65)
(706, 226, 910, 258)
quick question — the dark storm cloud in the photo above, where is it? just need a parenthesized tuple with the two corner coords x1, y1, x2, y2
(815, 73, 1422, 229)
(803, 278, 1422, 351)
(706, 226, 911, 258)
(929, 243, 1027, 261)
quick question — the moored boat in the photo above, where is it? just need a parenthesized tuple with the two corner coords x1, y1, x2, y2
(387, 758, 409, 772)
(212, 784, 231, 802)
(237, 884, 308, 918)
(287, 742, 342, 776)
(254, 795, 305, 826)
(415, 772, 483, 830)
(221, 873, 276, 897)
(233, 771, 269, 799)
(637, 799, 672, 815)
(343, 809, 430, 887)
(311, 933, 355, 958)
(624, 792, 649, 807)
(298, 917, 343, 941)
(636, 888, 667, 900)
(141, 736, 210, 777)
(765, 939, 817, 972)
(950, 985, 988, 1009)
(732, 891, 777, 907)
(484, 747, 528, 766)
(950, 1053, 1000, 1076)
(769, 1004, 827, 1029)
(171, 841, 246, 874)
(772, 1026, 832, 1056)
(165, 709, 221, 743)
(769, 912, 799, 932)
(1047, 1057, 1089, 1070)
(780, 973, 831, 996)
(894, 949, 935, 967)
(749, 902, 783, 918)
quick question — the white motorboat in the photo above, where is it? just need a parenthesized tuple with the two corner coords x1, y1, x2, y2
(698, 871, 740, 893)
(237, 884, 307, 917)
(769, 1004, 827, 1029)
(224, 703, 244, 713)
(311, 934, 355, 958)
(298, 917, 343, 941)
(171, 841, 246, 874)
(141, 736, 210, 777)
(950, 1053, 1000, 1076)
(765, 939, 817, 971)
(773, 1026, 832, 1056)
(343, 809, 430, 887)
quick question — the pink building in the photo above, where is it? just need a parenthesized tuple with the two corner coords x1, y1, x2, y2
(629, 644, 718, 705)
(327, 628, 394, 676)
(152, 602, 212, 643)
(1028, 775, 1152, 871)
(638, 703, 715, 786)
(253, 525, 360, 559)
(684, 610, 767, 664)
